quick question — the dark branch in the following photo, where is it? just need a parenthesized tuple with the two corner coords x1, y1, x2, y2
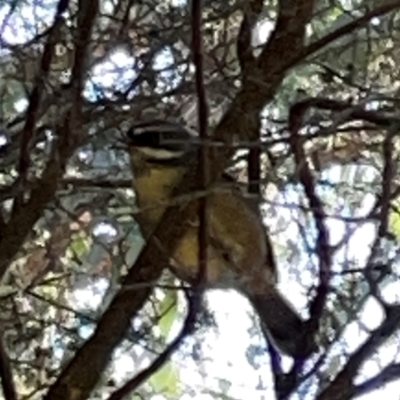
(289, 99, 331, 328)
(294, 1, 400, 70)
(353, 363, 400, 399)
(257, 0, 315, 74)
(106, 291, 198, 400)
(0, 338, 17, 400)
(191, 0, 210, 287)
(317, 305, 400, 400)
(15, 0, 70, 200)
(0, 0, 97, 282)
(237, 0, 263, 78)
(378, 123, 398, 237)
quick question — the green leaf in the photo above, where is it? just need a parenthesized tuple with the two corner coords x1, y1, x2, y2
(70, 233, 90, 258)
(149, 362, 180, 398)
(158, 289, 178, 338)
(389, 199, 400, 239)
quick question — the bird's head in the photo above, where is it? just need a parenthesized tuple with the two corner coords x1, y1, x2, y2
(126, 120, 197, 165)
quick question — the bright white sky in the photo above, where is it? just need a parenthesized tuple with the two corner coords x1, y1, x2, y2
(2, 2, 400, 399)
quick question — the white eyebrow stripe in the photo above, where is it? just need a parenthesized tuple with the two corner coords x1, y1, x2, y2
(131, 123, 198, 138)
(137, 147, 186, 160)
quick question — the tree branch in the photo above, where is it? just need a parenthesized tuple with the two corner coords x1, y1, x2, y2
(353, 363, 400, 399)
(0, 338, 17, 400)
(106, 290, 198, 400)
(0, 0, 97, 283)
(289, 99, 331, 328)
(237, 0, 263, 79)
(0, 115, 78, 282)
(293, 1, 400, 71)
(378, 122, 399, 237)
(317, 305, 400, 400)
(15, 0, 70, 201)
(191, 0, 209, 286)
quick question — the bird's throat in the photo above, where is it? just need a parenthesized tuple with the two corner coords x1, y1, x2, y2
(133, 164, 187, 235)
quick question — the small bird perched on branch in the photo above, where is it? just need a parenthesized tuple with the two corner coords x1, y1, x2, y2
(126, 120, 316, 358)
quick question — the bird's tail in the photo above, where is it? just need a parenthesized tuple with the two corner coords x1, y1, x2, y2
(246, 288, 316, 358)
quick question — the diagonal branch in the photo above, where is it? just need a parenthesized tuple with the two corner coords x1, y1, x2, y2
(299, 0, 400, 64)
(15, 0, 70, 203)
(271, 95, 400, 398)
(353, 363, 400, 399)
(237, 0, 263, 79)
(0, 116, 76, 282)
(289, 99, 331, 328)
(253, 2, 400, 95)
(316, 305, 400, 400)
(43, 167, 210, 400)
(217, 0, 315, 141)
(271, 98, 332, 400)
(0, 0, 98, 283)
(106, 291, 198, 400)
(257, 0, 315, 75)
(285, 96, 400, 331)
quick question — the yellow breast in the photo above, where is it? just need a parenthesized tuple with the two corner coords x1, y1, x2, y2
(131, 160, 274, 289)
(133, 165, 186, 234)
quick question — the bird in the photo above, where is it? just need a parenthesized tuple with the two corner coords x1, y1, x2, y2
(126, 119, 316, 358)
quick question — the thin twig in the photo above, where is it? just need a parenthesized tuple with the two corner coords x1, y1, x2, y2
(289, 99, 332, 324)
(105, 291, 198, 400)
(353, 363, 400, 398)
(15, 0, 70, 210)
(378, 122, 399, 237)
(298, 1, 400, 68)
(237, 0, 262, 78)
(191, 0, 209, 289)
(317, 305, 400, 400)
(0, 337, 17, 400)
(276, 98, 333, 399)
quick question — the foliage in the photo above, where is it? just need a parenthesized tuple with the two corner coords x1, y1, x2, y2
(1, 0, 400, 400)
